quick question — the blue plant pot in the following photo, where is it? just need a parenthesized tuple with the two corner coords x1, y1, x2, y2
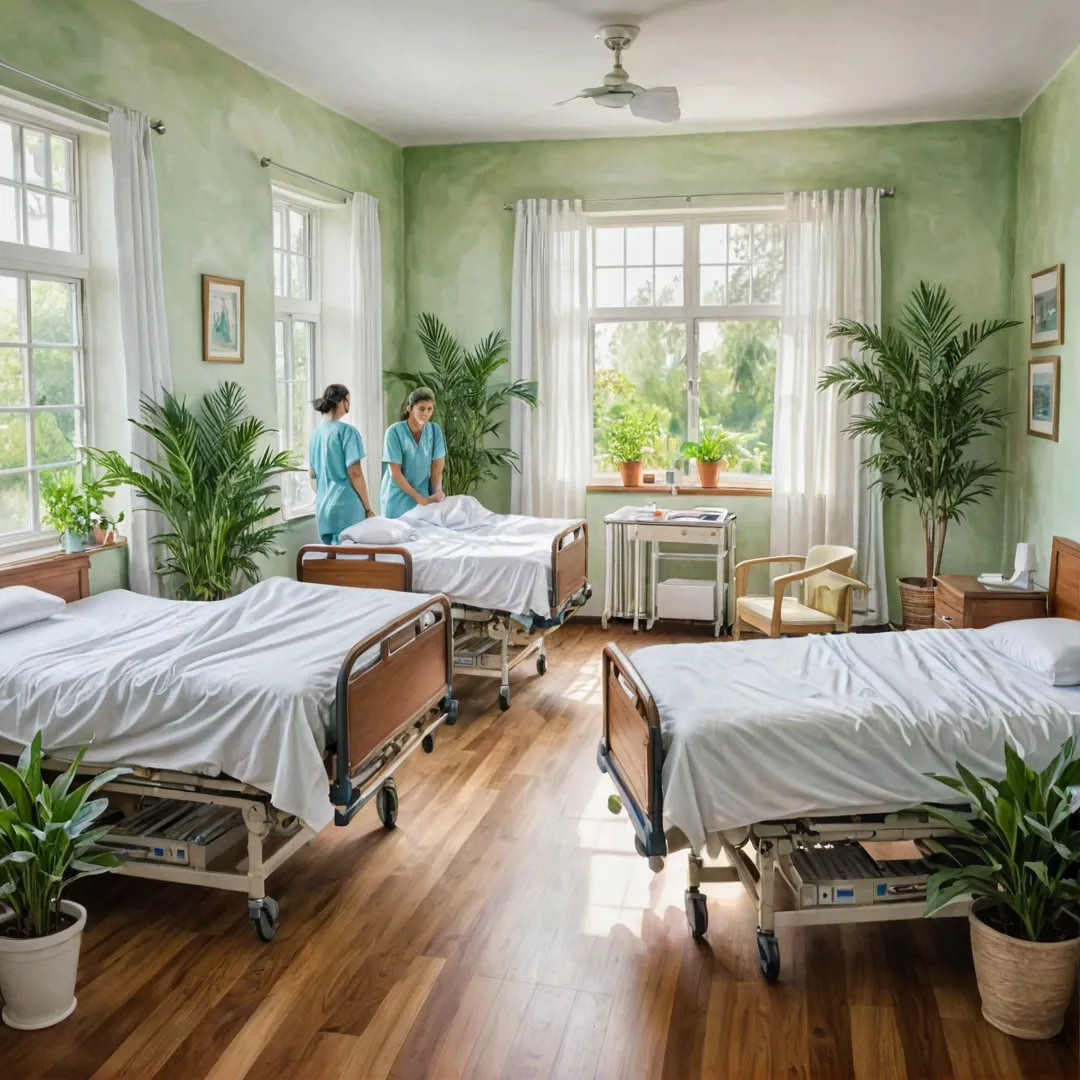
(60, 531, 87, 554)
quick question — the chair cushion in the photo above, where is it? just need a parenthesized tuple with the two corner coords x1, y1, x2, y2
(737, 595, 840, 626)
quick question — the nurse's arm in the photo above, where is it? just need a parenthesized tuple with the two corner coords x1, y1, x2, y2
(430, 456, 446, 501)
(308, 465, 316, 494)
(388, 462, 430, 506)
(347, 461, 375, 517)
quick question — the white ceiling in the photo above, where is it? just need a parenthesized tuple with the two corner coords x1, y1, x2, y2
(135, 0, 1080, 146)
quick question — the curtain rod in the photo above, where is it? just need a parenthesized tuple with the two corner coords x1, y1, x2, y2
(260, 156, 353, 199)
(501, 186, 896, 211)
(0, 60, 165, 133)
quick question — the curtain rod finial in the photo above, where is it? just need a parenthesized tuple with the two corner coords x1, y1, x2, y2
(260, 156, 272, 168)
(151, 120, 166, 134)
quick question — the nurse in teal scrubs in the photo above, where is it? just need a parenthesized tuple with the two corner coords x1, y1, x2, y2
(381, 387, 447, 518)
(307, 383, 375, 543)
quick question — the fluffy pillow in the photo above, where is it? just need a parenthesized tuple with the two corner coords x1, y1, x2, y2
(981, 618, 1080, 686)
(0, 585, 65, 634)
(338, 517, 416, 545)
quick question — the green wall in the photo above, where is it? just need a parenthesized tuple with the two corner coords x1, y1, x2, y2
(1007, 47, 1080, 569)
(0, 0, 405, 576)
(404, 122, 1020, 620)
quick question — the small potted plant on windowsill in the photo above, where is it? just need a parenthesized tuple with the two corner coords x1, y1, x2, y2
(680, 426, 742, 488)
(40, 473, 95, 553)
(920, 739, 1080, 1040)
(0, 733, 128, 1029)
(604, 408, 660, 487)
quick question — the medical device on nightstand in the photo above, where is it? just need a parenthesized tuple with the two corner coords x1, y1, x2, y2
(978, 542, 1038, 590)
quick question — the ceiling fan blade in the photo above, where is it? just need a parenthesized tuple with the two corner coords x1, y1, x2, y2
(629, 87, 680, 123)
(556, 86, 611, 106)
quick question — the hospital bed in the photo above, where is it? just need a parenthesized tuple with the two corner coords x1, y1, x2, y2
(0, 554, 455, 942)
(296, 497, 590, 711)
(597, 535, 1080, 981)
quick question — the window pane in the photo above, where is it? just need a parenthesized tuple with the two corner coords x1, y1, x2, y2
(31, 279, 77, 343)
(727, 264, 751, 304)
(0, 348, 24, 406)
(34, 409, 78, 465)
(595, 267, 624, 308)
(0, 274, 24, 342)
(289, 255, 309, 300)
(654, 266, 683, 306)
(697, 319, 777, 474)
(49, 135, 72, 193)
(277, 381, 288, 445)
(23, 129, 46, 187)
(700, 266, 726, 305)
(0, 183, 19, 243)
(0, 410, 28, 468)
(594, 227, 623, 267)
(275, 319, 286, 380)
(26, 189, 48, 247)
(274, 252, 285, 297)
(593, 320, 686, 472)
(752, 223, 784, 304)
(655, 225, 682, 265)
(292, 320, 312, 382)
(291, 382, 312, 463)
(0, 472, 30, 536)
(700, 224, 727, 263)
(728, 223, 751, 263)
(0, 121, 14, 180)
(32, 348, 77, 406)
(288, 209, 306, 254)
(625, 226, 652, 267)
(273, 207, 283, 249)
(51, 195, 73, 252)
(625, 267, 653, 307)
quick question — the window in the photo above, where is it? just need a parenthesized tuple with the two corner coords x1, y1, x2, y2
(272, 194, 319, 517)
(0, 111, 87, 546)
(590, 212, 783, 482)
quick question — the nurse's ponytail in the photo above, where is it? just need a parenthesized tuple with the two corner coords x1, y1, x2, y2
(401, 386, 435, 420)
(313, 383, 350, 414)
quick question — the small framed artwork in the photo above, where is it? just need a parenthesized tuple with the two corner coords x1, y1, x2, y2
(1027, 356, 1060, 441)
(1031, 264, 1065, 347)
(203, 274, 245, 363)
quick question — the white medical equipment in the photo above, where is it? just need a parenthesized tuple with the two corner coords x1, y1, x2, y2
(978, 541, 1038, 590)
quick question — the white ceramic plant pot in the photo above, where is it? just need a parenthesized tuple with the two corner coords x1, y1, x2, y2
(0, 901, 86, 1030)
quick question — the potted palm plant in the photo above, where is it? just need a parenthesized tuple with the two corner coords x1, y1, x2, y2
(385, 314, 537, 496)
(680, 426, 742, 488)
(921, 739, 1080, 1039)
(0, 734, 128, 1029)
(87, 382, 295, 601)
(820, 282, 1017, 628)
(604, 408, 660, 487)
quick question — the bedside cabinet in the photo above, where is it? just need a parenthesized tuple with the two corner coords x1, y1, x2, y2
(933, 574, 1048, 630)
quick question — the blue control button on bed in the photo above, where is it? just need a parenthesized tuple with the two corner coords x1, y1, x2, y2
(153, 847, 164, 857)
(876, 883, 887, 898)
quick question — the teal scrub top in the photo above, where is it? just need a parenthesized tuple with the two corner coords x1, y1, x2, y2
(309, 420, 366, 541)
(381, 419, 446, 518)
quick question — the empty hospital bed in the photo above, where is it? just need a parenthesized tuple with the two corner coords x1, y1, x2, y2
(296, 496, 590, 710)
(598, 535, 1080, 981)
(0, 554, 455, 941)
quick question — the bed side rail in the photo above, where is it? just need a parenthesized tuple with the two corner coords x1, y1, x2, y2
(332, 595, 453, 823)
(598, 644, 665, 858)
(297, 544, 413, 592)
(550, 520, 589, 613)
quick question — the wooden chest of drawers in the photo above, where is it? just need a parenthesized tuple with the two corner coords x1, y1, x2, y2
(933, 574, 1048, 630)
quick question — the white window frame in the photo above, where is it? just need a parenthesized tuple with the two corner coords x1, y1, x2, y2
(588, 207, 783, 487)
(0, 106, 89, 554)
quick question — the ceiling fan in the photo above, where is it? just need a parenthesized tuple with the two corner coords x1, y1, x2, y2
(557, 25, 680, 124)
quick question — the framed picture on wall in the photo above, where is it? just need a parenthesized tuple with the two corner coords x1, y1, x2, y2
(203, 274, 245, 363)
(1031, 264, 1065, 347)
(1027, 356, 1060, 441)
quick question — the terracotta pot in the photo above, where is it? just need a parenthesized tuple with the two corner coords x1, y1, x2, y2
(695, 460, 728, 488)
(618, 461, 643, 487)
(969, 898, 1080, 1039)
(897, 576, 935, 629)
(92, 527, 114, 546)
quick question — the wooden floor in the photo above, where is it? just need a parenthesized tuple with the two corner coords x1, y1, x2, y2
(3, 624, 1078, 1080)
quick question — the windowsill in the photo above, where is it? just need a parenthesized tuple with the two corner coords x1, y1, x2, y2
(0, 536, 127, 568)
(283, 509, 316, 524)
(586, 483, 771, 498)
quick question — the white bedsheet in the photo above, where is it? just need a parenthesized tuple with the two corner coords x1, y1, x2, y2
(629, 628, 1080, 850)
(0, 577, 437, 832)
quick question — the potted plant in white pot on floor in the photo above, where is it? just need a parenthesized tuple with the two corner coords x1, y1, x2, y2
(0, 733, 127, 1029)
(920, 738, 1080, 1039)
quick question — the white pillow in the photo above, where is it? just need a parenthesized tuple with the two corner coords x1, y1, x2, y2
(0, 585, 65, 634)
(981, 618, 1080, 686)
(338, 517, 416, 545)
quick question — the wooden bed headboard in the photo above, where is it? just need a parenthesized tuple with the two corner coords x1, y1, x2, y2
(0, 551, 91, 603)
(1048, 536, 1080, 620)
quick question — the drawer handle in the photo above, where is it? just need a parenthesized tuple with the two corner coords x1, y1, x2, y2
(938, 614, 953, 623)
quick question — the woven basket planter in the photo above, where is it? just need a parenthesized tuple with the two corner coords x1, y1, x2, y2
(969, 899, 1080, 1039)
(897, 576, 935, 629)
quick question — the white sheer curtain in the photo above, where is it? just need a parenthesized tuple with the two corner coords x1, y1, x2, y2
(108, 109, 172, 596)
(510, 198, 591, 519)
(771, 187, 886, 623)
(350, 192, 383, 466)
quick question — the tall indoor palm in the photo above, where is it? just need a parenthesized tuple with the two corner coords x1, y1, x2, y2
(385, 314, 538, 497)
(820, 282, 1017, 619)
(87, 382, 295, 601)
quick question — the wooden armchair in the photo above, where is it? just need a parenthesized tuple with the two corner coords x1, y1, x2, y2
(733, 544, 868, 640)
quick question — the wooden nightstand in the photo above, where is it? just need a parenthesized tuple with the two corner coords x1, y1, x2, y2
(933, 574, 1048, 630)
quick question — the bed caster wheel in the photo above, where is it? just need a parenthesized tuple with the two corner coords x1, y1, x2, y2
(422, 733, 434, 753)
(499, 687, 511, 712)
(757, 930, 780, 982)
(249, 897, 279, 943)
(685, 888, 708, 939)
(444, 696, 459, 726)
(536, 654, 547, 676)
(596, 741, 608, 774)
(376, 778, 398, 829)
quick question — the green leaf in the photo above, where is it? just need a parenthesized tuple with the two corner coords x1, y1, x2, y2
(994, 797, 1018, 855)
(1024, 861, 1050, 888)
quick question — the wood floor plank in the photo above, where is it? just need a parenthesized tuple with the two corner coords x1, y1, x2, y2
(422, 975, 503, 1080)
(499, 984, 577, 1080)
(549, 990, 613, 1080)
(461, 980, 537, 1080)
(850, 1005, 907, 1080)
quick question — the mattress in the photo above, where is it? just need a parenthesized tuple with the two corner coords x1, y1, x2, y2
(629, 627, 1080, 850)
(0, 577, 439, 832)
